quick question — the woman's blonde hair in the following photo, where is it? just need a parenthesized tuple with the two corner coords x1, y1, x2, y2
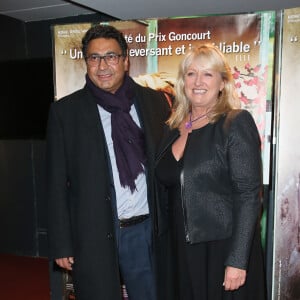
(167, 44, 240, 129)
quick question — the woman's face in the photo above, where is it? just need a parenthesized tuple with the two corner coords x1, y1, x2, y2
(184, 58, 225, 110)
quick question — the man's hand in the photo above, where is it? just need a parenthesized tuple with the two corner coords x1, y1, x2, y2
(223, 266, 246, 291)
(55, 257, 74, 271)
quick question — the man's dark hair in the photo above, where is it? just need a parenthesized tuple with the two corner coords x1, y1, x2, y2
(82, 24, 128, 58)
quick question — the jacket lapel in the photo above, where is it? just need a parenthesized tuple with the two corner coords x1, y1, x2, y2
(155, 127, 180, 165)
(133, 85, 157, 163)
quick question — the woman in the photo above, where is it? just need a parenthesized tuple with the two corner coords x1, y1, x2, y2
(155, 44, 266, 299)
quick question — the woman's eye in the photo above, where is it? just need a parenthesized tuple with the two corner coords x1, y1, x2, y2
(186, 72, 196, 77)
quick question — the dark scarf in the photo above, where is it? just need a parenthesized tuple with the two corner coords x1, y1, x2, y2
(86, 74, 146, 193)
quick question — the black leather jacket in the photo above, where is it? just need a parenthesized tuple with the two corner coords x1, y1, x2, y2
(155, 109, 262, 269)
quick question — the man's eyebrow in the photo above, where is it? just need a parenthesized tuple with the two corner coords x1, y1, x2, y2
(88, 51, 118, 56)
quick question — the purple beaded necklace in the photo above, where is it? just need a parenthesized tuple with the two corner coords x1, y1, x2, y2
(185, 112, 207, 129)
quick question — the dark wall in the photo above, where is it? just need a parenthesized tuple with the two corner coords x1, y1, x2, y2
(0, 140, 47, 256)
(0, 15, 27, 61)
(0, 12, 116, 258)
(0, 58, 53, 139)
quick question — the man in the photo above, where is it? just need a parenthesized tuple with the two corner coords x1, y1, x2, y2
(47, 25, 171, 300)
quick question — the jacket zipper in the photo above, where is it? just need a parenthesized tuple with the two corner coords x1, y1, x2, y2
(180, 161, 190, 243)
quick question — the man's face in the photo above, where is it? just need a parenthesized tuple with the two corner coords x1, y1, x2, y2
(85, 38, 129, 94)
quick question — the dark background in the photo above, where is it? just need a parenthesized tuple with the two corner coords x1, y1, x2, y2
(0, 13, 117, 299)
(0, 13, 115, 257)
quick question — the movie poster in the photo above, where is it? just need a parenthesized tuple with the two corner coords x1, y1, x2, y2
(52, 12, 275, 300)
(272, 7, 300, 300)
(53, 12, 275, 183)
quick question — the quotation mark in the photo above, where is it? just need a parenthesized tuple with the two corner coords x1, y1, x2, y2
(290, 36, 298, 42)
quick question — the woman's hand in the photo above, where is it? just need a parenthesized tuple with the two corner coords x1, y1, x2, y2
(223, 266, 246, 291)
